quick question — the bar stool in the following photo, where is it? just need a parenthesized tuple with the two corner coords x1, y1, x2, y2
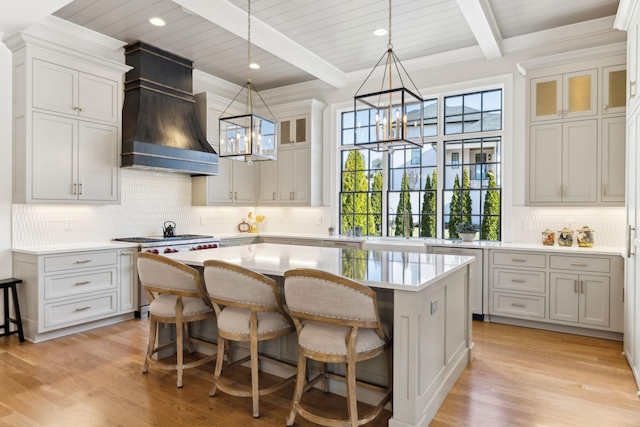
(0, 278, 25, 343)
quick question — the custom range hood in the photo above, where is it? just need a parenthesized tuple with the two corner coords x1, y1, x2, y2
(121, 41, 218, 175)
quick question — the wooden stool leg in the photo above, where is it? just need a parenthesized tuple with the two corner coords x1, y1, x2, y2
(3, 286, 9, 336)
(10, 284, 25, 342)
(286, 350, 307, 427)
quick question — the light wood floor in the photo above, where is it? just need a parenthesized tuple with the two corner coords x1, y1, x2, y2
(0, 320, 638, 426)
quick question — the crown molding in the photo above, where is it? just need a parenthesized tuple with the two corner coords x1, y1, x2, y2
(516, 42, 627, 75)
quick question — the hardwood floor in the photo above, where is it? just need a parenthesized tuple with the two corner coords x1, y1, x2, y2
(0, 320, 638, 426)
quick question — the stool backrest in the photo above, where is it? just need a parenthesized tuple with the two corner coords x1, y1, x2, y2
(203, 260, 283, 313)
(137, 253, 206, 299)
(284, 268, 382, 331)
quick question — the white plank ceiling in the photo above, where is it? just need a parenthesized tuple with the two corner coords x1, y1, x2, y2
(47, 0, 621, 90)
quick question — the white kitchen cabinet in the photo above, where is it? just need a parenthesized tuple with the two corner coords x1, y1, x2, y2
(550, 273, 610, 327)
(528, 120, 598, 204)
(530, 69, 597, 122)
(7, 29, 128, 205)
(277, 148, 310, 204)
(627, 22, 639, 115)
(488, 249, 623, 338)
(33, 59, 119, 124)
(278, 114, 308, 148)
(258, 160, 278, 204)
(32, 112, 119, 202)
(602, 64, 627, 116)
(192, 92, 256, 206)
(601, 116, 626, 202)
(13, 248, 137, 343)
(431, 246, 484, 317)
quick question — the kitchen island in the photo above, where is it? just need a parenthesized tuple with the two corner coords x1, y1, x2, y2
(164, 243, 475, 427)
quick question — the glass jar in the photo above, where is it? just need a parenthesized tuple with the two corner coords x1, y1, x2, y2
(558, 228, 574, 247)
(577, 225, 594, 247)
(542, 229, 555, 246)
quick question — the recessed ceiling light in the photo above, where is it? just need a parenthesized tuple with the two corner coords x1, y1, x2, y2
(249, 63, 260, 69)
(149, 17, 166, 27)
(374, 28, 387, 36)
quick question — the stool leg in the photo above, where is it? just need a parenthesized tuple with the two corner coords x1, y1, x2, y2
(3, 286, 9, 337)
(10, 284, 24, 342)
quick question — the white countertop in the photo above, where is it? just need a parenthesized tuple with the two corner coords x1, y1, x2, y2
(11, 241, 139, 255)
(162, 243, 475, 292)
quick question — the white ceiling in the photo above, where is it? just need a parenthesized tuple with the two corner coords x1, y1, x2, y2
(36, 0, 622, 90)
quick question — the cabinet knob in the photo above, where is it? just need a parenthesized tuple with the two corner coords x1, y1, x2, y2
(229, 191, 233, 200)
(272, 192, 275, 200)
(72, 183, 77, 195)
(79, 183, 83, 195)
(603, 104, 609, 110)
(73, 106, 84, 112)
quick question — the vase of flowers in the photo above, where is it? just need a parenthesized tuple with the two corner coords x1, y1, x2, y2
(456, 222, 478, 242)
(247, 212, 265, 233)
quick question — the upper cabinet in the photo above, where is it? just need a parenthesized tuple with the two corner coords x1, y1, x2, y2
(6, 23, 129, 204)
(278, 114, 309, 148)
(526, 56, 626, 206)
(530, 69, 597, 122)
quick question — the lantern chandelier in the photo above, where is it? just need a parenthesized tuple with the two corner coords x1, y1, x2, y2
(353, 0, 424, 152)
(219, 0, 277, 162)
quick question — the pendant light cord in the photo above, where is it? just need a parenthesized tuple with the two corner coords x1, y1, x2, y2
(247, 0, 251, 84)
(388, 0, 392, 50)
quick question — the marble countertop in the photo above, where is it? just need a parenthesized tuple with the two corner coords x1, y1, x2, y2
(163, 243, 475, 292)
(11, 241, 139, 255)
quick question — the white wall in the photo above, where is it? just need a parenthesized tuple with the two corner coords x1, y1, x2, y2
(0, 37, 12, 276)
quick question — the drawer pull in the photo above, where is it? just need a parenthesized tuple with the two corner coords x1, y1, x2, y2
(511, 303, 526, 308)
(570, 262, 587, 267)
(574, 280, 578, 293)
(74, 260, 92, 264)
(332, 242, 348, 246)
(511, 279, 526, 283)
(74, 281, 91, 285)
(511, 259, 526, 262)
(580, 280, 584, 293)
(75, 306, 91, 311)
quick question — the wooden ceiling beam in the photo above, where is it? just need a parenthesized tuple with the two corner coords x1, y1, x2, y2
(454, 0, 502, 59)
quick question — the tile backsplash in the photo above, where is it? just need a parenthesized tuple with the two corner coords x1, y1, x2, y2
(12, 169, 626, 248)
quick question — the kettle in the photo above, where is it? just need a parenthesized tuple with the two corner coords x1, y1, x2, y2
(163, 221, 176, 238)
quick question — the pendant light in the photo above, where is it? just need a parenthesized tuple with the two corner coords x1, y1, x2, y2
(353, 0, 424, 152)
(219, 0, 277, 162)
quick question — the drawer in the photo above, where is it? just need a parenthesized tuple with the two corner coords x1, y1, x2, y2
(323, 241, 361, 249)
(289, 239, 321, 247)
(44, 292, 117, 329)
(492, 251, 546, 268)
(491, 292, 545, 319)
(493, 269, 546, 293)
(44, 268, 117, 300)
(549, 255, 610, 273)
(44, 251, 118, 273)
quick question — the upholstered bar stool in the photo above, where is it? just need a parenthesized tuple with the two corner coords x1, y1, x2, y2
(0, 278, 24, 343)
(284, 268, 392, 427)
(137, 253, 217, 388)
(203, 260, 296, 418)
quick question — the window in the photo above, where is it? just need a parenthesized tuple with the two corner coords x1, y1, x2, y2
(339, 88, 502, 241)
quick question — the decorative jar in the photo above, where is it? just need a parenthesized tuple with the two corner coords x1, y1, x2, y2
(577, 225, 594, 247)
(542, 229, 555, 246)
(558, 228, 574, 247)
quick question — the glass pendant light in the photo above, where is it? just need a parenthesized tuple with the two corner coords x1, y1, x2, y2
(219, 0, 276, 162)
(353, 0, 424, 152)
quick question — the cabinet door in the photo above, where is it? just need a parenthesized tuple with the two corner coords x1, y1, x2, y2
(118, 250, 137, 312)
(278, 115, 308, 147)
(549, 273, 579, 323)
(562, 69, 598, 119)
(624, 112, 637, 364)
(231, 161, 256, 204)
(579, 275, 610, 327)
(78, 121, 119, 201)
(207, 158, 233, 204)
(563, 120, 597, 203)
(32, 59, 78, 116)
(530, 75, 562, 122)
(528, 123, 562, 203)
(277, 150, 295, 203)
(602, 65, 627, 116)
(432, 247, 483, 315)
(32, 112, 78, 200)
(78, 73, 118, 123)
(258, 160, 278, 204)
(601, 116, 626, 202)
(291, 147, 310, 204)
(628, 24, 639, 113)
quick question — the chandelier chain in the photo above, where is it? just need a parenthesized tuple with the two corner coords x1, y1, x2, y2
(247, 0, 251, 83)
(387, 0, 392, 49)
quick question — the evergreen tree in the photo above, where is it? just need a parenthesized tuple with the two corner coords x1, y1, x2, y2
(420, 170, 437, 237)
(462, 167, 472, 224)
(481, 170, 500, 240)
(448, 174, 461, 238)
(341, 151, 370, 234)
(394, 171, 414, 236)
(371, 171, 383, 235)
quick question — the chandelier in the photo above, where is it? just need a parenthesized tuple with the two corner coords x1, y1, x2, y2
(353, 0, 424, 152)
(219, 0, 276, 162)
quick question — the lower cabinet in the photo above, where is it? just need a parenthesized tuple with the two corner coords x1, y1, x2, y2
(12, 247, 137, 343)
(489, 249, 623, 337)
(431, 246, 484, 317)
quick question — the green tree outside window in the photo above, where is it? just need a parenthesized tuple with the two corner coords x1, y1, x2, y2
(448, 174, 461, 238)
(394, 171, 414, 236)
(481, 170, 500, 240)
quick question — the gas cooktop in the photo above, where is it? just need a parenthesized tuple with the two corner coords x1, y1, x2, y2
(115, 235, 214, 243)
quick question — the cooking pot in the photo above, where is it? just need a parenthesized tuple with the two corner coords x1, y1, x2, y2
(163, 221, 176, 238)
